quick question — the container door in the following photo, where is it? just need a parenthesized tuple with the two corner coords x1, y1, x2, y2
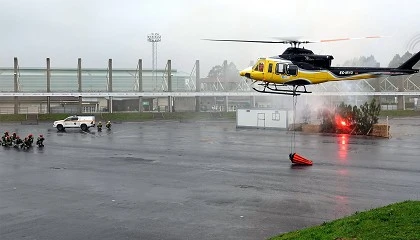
(257, 113, 265, 128)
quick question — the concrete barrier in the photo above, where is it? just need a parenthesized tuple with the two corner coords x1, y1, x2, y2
(369, 124, 390, 138)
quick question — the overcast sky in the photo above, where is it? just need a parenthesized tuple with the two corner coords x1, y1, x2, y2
(1, 0, 419, 75)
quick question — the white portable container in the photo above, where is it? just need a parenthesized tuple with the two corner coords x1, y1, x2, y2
(236, 109, 293, 129)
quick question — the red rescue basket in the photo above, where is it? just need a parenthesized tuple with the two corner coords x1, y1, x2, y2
(289, 153, 313, 165)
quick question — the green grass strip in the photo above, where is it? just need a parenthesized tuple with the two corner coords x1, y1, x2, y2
(269, 200, 420, 240)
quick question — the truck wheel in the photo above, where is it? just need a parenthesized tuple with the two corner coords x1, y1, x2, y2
(57, 124, 64, 131)
(81, 124, 88, 131)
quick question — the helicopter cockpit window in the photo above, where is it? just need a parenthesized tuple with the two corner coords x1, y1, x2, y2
(257, 62, 264, 72)
(268, 63, 273, 73)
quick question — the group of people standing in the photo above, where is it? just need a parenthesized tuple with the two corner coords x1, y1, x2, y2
(97, 121, 111, 132)
(1, 132, 44, 149)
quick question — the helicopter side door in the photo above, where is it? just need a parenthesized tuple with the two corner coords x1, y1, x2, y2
(266, 62, 275, 81)
(275, 63, 287, 82)
(275, 63, 299, 83)
(276, 63, 298, 75)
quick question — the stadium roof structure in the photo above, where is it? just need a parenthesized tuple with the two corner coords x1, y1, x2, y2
(0, 67, 195, 92)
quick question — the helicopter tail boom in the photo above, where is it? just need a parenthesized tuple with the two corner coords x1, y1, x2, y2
(398, 51, 420, 70)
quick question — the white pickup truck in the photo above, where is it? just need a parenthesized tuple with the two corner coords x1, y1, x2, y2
(53, 115, 96, 131)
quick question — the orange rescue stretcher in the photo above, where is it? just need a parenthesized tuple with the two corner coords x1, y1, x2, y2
(289, 153, 313, 165)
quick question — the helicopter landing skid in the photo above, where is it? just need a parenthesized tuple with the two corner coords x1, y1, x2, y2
(253, 83, 312, 96)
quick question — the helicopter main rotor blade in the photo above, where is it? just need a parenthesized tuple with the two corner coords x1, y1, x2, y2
(263, 35, 385, 44)
(271, 36, 305, 41)
(313, 36, 385, 43)
(202, 39, 289, 44)
(203, 35, 387, 45)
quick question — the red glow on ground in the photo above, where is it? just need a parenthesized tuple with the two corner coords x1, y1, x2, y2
(338, 169, 348, 176)
(335, 195, 347, 200)
(338, 134, 348, 161)
(341, 135, 346, 145)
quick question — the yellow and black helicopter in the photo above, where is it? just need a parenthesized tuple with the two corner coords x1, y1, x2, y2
(204, 37, 420, 96)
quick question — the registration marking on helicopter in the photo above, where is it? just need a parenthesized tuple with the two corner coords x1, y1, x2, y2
(339, 71, 354, 75)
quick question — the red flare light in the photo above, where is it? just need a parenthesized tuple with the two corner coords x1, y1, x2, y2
(335, 115, 351, 133)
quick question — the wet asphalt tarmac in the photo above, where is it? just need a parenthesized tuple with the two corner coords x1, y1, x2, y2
(1, 118, 420, 240)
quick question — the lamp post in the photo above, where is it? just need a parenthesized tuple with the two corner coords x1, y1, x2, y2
(147, 33, 161, 90)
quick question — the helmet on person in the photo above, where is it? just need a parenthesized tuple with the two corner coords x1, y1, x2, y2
(29, 134, 33, 137)
(5, 131, 8, 135)
(12, 132, 16, 135)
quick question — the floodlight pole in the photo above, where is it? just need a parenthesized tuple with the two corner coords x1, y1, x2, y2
(147, 33, 161, 90)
